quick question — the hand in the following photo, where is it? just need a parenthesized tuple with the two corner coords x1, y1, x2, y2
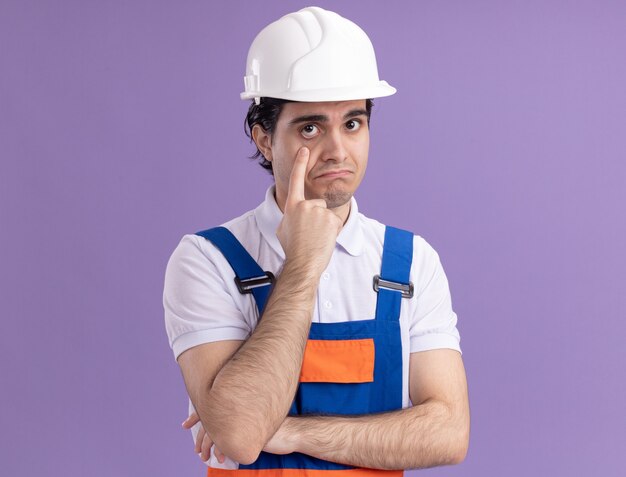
(276, 147, 343, 276)
(182, 411, 227, 464)
(262, 417, 298, 455)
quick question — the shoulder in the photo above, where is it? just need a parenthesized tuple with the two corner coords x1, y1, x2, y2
(357, 213, 439, 260)
(163, 210, 260, 359)
(356, 213, 445, 291)
(169, 208, 259, 266)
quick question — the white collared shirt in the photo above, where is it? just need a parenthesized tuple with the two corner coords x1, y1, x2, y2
(164, 186, 461, 412)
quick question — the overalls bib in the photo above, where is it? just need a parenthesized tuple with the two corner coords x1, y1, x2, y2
(195, 225, 414, 477)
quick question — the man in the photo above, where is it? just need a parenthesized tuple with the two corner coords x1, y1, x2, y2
(164, 6, 469, 475)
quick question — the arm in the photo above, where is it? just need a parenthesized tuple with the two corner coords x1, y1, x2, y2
(179, 258, 319, 464)
(266, 349, 470, 469)
(178, 147, 343, 465)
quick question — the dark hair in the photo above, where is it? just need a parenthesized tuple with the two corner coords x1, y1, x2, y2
(244, 97, 374, 175)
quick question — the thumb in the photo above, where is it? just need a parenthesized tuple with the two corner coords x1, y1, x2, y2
(182, 411, 200, 429)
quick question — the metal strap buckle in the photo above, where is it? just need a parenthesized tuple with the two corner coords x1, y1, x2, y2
(235, 272, 275, 294)
(373, 275, 414, 298)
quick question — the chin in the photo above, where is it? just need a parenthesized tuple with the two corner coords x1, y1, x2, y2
(323, 189, 353, 209)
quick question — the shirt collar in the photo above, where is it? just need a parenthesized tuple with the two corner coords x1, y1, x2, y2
(254, 185, 364, 259)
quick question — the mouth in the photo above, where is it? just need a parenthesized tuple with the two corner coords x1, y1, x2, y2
(314, 169, 353, 180)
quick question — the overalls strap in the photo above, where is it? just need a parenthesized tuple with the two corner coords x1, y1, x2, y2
(374, 226, 414, 321)
(195, 226, 273, 314)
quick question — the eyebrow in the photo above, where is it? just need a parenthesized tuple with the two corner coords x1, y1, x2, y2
(288, 109, 369, 126)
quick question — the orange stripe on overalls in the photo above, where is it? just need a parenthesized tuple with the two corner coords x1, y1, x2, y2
(209, 468, 403, 477)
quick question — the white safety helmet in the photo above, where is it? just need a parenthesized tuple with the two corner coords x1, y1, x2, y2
(241, 6, 396, 104)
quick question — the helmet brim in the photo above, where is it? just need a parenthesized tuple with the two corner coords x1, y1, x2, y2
(240, 80, 396, 102)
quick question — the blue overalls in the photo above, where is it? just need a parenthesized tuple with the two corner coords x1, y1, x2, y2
(195, 225, 414, 477)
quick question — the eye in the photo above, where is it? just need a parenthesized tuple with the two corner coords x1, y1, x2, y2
(345, 119, 361, 131)
(301, 124, 320, 139)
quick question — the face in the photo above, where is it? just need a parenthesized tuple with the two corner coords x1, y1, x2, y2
(254, 100, 370, 213)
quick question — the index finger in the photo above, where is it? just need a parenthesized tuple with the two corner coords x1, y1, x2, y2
(286, 147, 309, 207)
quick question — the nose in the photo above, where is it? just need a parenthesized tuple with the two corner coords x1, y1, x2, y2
(319, 128, 348, 163)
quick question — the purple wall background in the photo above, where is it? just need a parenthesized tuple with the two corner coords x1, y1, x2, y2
(2, 1, 625, 475)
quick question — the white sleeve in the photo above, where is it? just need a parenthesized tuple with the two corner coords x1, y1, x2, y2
(163, 234, 252, 361)
(409, 237, 462, 354)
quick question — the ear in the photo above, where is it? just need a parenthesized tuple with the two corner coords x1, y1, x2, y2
(251, 124, 273, 162)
